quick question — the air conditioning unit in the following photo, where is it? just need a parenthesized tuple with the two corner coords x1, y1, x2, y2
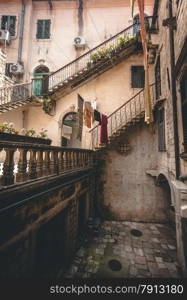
(0, 29, 10, 44)
(74, 36, 86, 48)
(10, 63, 24, 75)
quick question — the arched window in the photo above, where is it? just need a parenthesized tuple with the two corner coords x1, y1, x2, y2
(33, 65, 49, 96)
(61, 112, 79, 148)
(180, 69, 187, 151)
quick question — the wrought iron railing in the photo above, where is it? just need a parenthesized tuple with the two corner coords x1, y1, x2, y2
(0, 141, 94, 187)
(40, 16, 156, 93)
(0, 82, 31, 106)
(90, 83, 156, 149)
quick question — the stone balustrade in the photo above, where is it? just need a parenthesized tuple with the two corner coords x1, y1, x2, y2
(0, 141, 94, 187)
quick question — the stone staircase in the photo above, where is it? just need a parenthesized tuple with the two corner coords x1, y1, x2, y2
(90, 84, 156, 150)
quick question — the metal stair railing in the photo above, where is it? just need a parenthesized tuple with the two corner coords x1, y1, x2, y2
(90, 83, 156, 149)
(42, 16, 155, 93)
(0, 82, 32, 106)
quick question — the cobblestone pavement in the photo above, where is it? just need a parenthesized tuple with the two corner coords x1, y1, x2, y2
(62, 221, 182, 278)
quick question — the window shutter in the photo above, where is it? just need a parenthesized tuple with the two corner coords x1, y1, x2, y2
(36, 20, 43, 39)
(9, 16, 16, 36)
(1, 16, 8, 30)
(36, 20, 51, 39)
(44, 20, 51, 39)
(131, 66, 145, 88)
(155, 56, 161, 99)
(158, 108, 166, 151)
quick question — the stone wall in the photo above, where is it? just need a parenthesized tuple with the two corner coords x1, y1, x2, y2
(97, 122, 172, 223)
(0, 169, 95, 277)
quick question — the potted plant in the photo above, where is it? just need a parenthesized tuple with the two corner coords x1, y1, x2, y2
(0, 122, 52, 145)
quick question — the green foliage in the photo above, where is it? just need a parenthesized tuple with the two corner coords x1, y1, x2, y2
(0, 122, 18, 134)
(90, 34, 134, 64)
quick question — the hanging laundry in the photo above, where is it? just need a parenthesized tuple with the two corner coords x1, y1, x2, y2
(100, 114, 108, 144)
(83, 101, 93, 128)
(93, 109, 101, 124)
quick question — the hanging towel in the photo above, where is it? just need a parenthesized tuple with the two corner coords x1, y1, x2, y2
(93, 109, 101, 124)
(100, 114, 108, 144)
(83, 101, 93, 128)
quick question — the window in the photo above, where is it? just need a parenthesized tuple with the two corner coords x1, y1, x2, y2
(133, 14, 149, 36)
(155, 55, 161, 99)
(158, 108, 166, 151)
(5, 63, 13, 79)
(180, 70, 187, 151)
(131, 66, 145, 88)
(36, 19, 51, 39)
(1, 16, 16, 36)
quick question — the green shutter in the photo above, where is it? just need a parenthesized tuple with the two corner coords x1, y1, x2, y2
(36, 20, 43, 39)
(36, 19, 51, 39)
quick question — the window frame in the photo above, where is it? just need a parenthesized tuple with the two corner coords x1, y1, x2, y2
(155, 55, 162, 100)
(0, 15, 17, 37)
(36, 19, 51, 40)
(131, 65, 145, 89)
(158, 107, 166, 152)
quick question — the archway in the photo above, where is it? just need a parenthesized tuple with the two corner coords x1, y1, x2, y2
(61, 112, 80, 148)
(33, 65, 49, 96)
(157, 174, 176, 228)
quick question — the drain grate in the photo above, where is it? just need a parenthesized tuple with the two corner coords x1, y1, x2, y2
(108, 259, 122, 271)
(131, 229, 143, 237)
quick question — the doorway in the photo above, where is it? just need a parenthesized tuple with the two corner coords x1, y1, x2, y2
(33, 65, 49, 96)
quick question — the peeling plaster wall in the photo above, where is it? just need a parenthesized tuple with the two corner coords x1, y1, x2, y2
(101, 124, 170, 222)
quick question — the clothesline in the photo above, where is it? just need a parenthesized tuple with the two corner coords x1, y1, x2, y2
(83, 101, 108, 144)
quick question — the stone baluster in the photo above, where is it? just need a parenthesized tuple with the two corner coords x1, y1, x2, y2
(81, 152, 84, 167)
(16, 148, 28, 182)
(50, 150, 58, 174)
(63, 150, 67, 171)
(58, 151, 64, 173)
(68, 151, 72, 169)
(36, 150, 44, 177)
(88, 153, 91, 166)
(66, 151, 70, 170)
(43, 150, 51, 176)
(72, 151, 76, 169)
(28, 149, 37, 179)
(1, 147, 16, 186)
(80, 152, 83, 168)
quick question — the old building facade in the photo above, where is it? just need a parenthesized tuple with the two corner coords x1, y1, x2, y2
(0, 0, 187, 278)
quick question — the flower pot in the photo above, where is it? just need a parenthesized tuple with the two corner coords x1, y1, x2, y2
(0, 131, 52, 145)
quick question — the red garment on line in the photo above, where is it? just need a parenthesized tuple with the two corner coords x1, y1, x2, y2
(100, 114, 108, 144)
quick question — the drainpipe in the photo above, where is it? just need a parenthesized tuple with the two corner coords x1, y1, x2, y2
(168, 0, 180, 179)
(18, 0, 25, 64)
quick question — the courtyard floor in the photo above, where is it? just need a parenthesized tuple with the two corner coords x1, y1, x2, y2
(63, 221, 181, 278)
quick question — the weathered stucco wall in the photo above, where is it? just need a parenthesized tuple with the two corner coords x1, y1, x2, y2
(100, 123, 170, 222)
(0, 0, 153, 80)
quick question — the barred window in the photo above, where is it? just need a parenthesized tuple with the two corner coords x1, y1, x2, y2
(158, 108, 166, 151)
(36, 19, 51, 39)
(155, 55, 161, 99)
(1, 16, 16, 36)
(180, 70, 187, 151)
(131, 66, 145, 88)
